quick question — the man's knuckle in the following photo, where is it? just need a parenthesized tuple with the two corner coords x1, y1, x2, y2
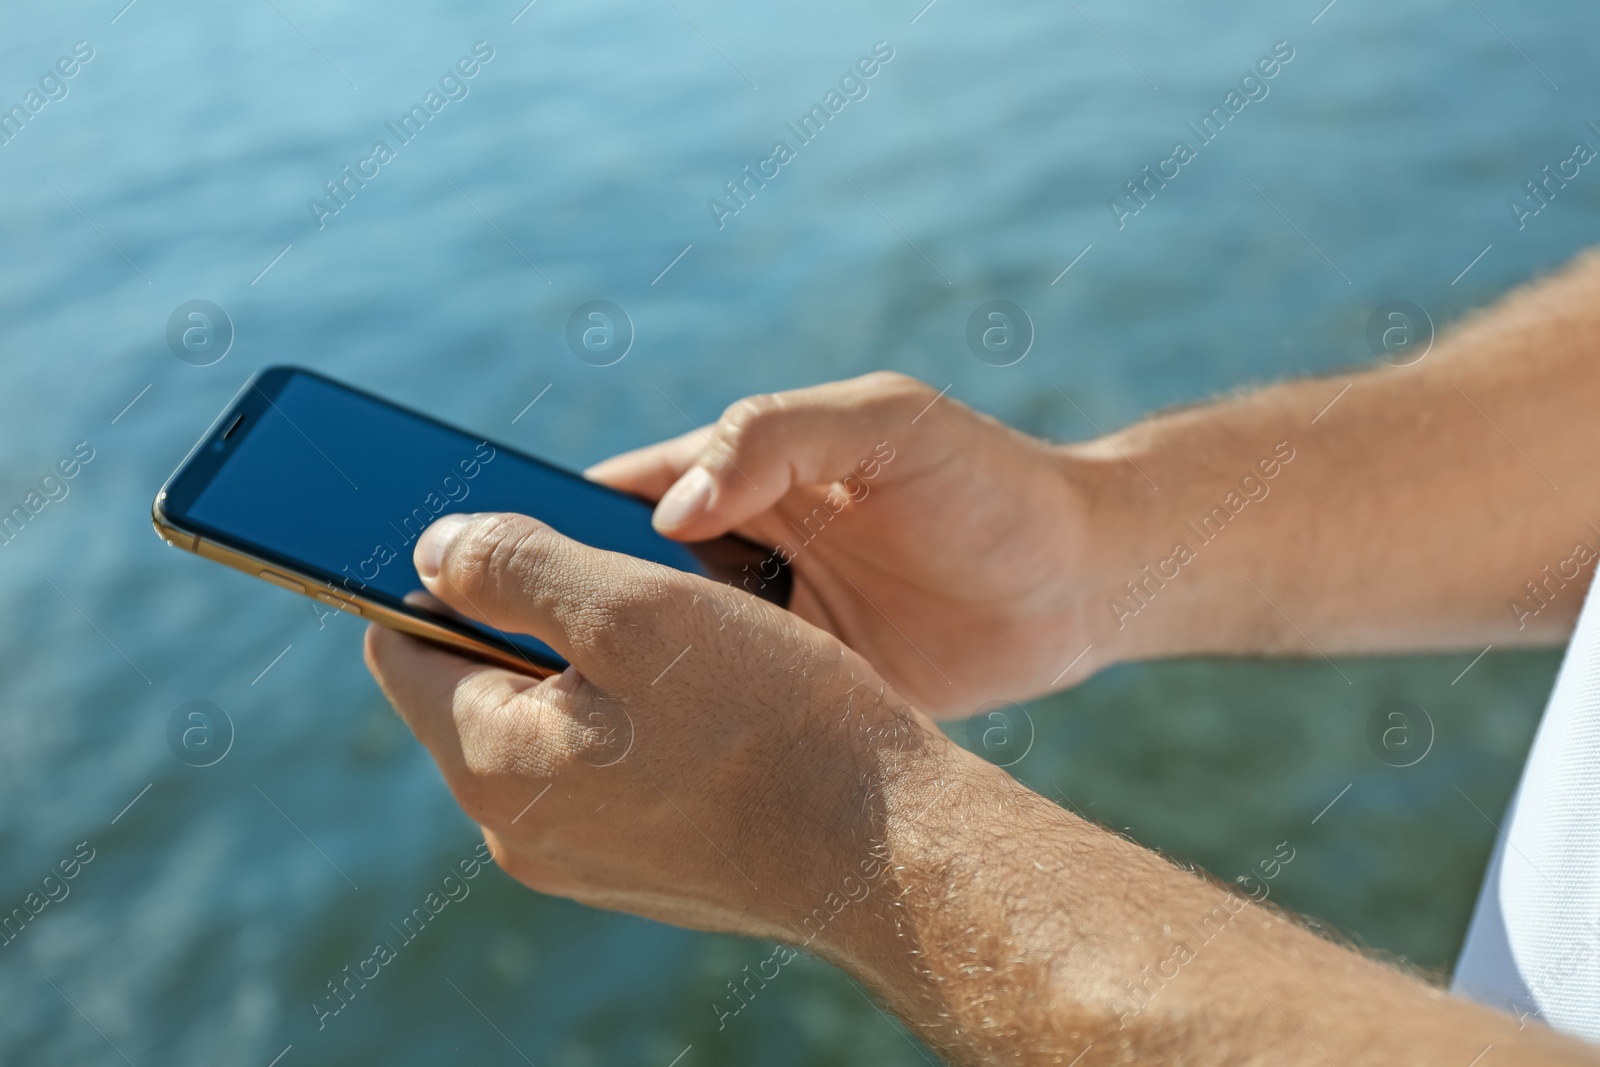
(714, 394, 784, 457)
(443, 515, 506, 595)
(453, 515, 554, 604)
(861, 369, 916, 392)
(863, 371, 933, 412)
(490, 518, 546, 591)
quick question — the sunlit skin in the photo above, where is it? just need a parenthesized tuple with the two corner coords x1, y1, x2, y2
(365, 251, 1600, 1064)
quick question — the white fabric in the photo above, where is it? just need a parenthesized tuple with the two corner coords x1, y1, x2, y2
(1455, 573, 1600, 1040)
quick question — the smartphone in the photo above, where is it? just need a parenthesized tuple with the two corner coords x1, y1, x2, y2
(153, 366, 791, 676)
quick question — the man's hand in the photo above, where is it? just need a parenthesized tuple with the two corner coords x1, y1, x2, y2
(363, 511, 966, 941)
(586, 372, 1112, 717)
(594, 249, 1600, 708)
(362, 512, 1599, 1067)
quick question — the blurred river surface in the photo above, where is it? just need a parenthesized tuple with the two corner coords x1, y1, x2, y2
(2, 0, 1599, 1062)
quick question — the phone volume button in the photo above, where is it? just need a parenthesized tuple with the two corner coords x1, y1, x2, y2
(258, 569, 306, 594)
(315, 591, 363, 616)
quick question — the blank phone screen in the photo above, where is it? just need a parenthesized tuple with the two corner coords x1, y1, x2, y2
(170, 369, 786, 670)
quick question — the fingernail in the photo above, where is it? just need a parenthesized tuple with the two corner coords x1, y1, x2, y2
(653, 466, 713, 532)
(415, 513, 474, 581)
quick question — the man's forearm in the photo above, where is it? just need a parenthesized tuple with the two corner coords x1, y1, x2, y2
(1066, 250, 1600, 666)
(825, 751, 1597, 1066)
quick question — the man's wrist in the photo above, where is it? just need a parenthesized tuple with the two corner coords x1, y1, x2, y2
(803, 740, 996, 971)
(785, 724, 984, 954)
(1053, 440, 1174, 672)
(807, 742, 1112, 1063)
(1054, 413, 1304, 670)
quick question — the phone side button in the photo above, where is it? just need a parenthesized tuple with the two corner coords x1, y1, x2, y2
(315, 591, 363, 616)
(258, 570, 306, 594)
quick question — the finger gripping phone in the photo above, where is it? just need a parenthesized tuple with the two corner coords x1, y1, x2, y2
(153, 366, 791, 675)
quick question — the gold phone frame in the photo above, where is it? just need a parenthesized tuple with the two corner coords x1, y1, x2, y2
(151, 494, 556, 678)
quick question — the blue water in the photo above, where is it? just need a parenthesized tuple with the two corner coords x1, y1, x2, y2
(2, 0, 1598, 1062)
